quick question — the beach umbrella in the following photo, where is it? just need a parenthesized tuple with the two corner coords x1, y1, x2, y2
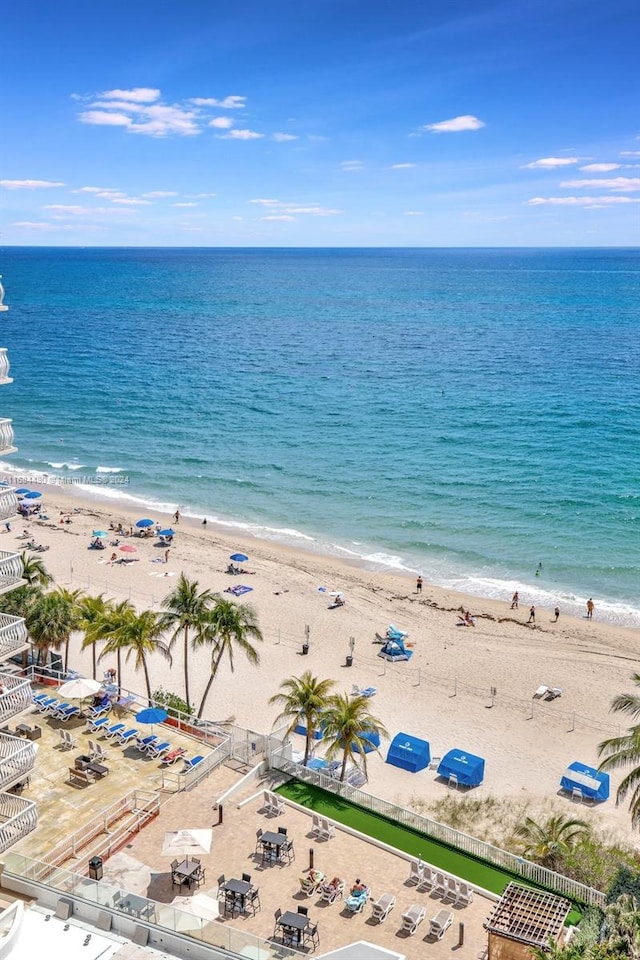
(23, 491, 42, 499)
(135, 707, 168, 727)
(15, 488, 30, 496)
(136, 518, 155, 528)
(119, 544, 137, 554)
(230, 553, 249, 563)
(161, 829, 212, 857)
(92, 530, 108, 538)
(59, 677, 102, 699)
(158, 528, 175, 537)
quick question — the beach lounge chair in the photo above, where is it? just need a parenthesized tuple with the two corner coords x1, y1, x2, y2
(115, 727, 139, 745)
(428, 908, 453, 940)
(417, 867, 436, 892)
(546, 687, 563, 700)
(370, 893, 396, 923)
(319, 877, 344, 904)
(433, 872, 448, 898)
(407, 860, 424, 885)
(400, 903, 426, 935)
(455, 882, 474, 907)
(146, 740, 170, 759)
(103, 722, 126, 740)
(317, 817, 335, 840)
(161, 746, 187, 765)
(344, 885, 370, 913)
(32, 692, 50, 706)
(87, 715, 110, 734)
(181, 755, 204, 773)
(299, 869, 325, 896)
(443, 876, 459, 902)
(56, 704, 80, 722)
(134, 734, 158, 752)
(35, 696, 58, 713)
(533, 685, 549, 699)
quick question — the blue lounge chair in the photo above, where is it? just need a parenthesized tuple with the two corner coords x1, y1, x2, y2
(116, 728, 139, 745)
(34, 696, 57, 712)
(57, 705, 80, 722)
(135, 734, 158, 752)
(33, 692, 50, 705)
(146, 740, 170, 759)
(104, 722, 126, 739)
(181, 755, 204, 773)
(87, 715, 110, 733)
(48, 701, 70, 716)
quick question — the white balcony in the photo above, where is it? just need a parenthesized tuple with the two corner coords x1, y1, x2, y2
(0, 733, 36, 792)
(0, 349, 12, 386)
(0, 489, 19, 524)
(0, 793, 38, 853)
(0, 614, 28, 663)
(0, 677, 32, 724)
(0, 552, 24, 596)
(0, 420, 15, 457)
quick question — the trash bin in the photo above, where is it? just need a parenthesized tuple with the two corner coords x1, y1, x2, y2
(346, 655, 353, 667)
(88, 856, 103, 881)
(302, 643, 309, 655)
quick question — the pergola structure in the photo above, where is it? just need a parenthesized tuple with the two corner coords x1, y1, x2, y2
(485, 882, 571, 960)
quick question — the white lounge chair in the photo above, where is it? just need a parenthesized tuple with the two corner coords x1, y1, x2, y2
(533, 685, 549, 699)
(417, 866, 435, 892)
(429, 908, 453, 940)
(400, 903, 426, 935)
(263, 791, 284, 815)
(455, 882, 474, 907)
(407, 860, 423, 885)
(319, 878, 344, 904)
(59, 728, 77, 750)
(317, 817, 335, 840)
(443, 876, 459, 902)
(370, 893, 396, 923)
(433, 872, 448, 898)
(89, 740, 109, 762)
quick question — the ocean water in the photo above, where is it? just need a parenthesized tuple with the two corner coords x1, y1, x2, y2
(0, 247, 639, 625)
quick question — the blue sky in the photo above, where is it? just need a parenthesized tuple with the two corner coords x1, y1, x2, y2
(2, 0, 639, 246)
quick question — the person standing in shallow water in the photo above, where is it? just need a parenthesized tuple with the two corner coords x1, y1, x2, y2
(416, 576, 423, 594)
(527, 605, 536, 624)
(553, 606, 560, 622)
(586, 598, 594, 619)
(511, 591, 519, 609)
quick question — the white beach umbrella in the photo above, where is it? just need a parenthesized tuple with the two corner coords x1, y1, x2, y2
(58, 677, 102, 699)
(161, 828, 212, 857)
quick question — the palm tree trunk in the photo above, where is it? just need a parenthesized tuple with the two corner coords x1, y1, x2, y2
(304, 709, 313, 765)
(91, 643, 97, 680)
(116, 650, 122, 694)
(183, 626, 190, 708)
(142, 657, 152, 702)
(197, 644, 224, 718)
(340, 745, 349, 782)
(64, 637, 70, 673)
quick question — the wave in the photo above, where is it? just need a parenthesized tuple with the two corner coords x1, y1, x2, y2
(45, 461, 85, 471)
(96, 466, 125, 474)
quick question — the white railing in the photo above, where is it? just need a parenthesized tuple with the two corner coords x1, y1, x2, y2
(0, 614, 28, 661)
(0, 551, 24, 595)
(162, 736, 231, 792)
(0, 421, 15, 456)
(0, 901, 23, 960)
(0, 489, 19, 523)
(0, 794, 38, 853)
(270, 751, 606, 908)
(0, 675, 33, 724)
(0, 350, 12, 386)
(0, 733, 36, 790)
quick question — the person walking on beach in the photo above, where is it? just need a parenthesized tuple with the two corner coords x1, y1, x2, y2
(527, 605, 536, 624)
(511, 591, 519, 609)
(173, 510, 180, 524)
(586, 598, 594, 619)
(553, 606, 560, 622)
(164, 548, 170, 564)
(416, 576, 423, 594)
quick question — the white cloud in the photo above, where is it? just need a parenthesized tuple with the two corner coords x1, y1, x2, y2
(272, 132, 298, 142)
(78, 89, 204, 137)
(390, 163, 415, 169)
(250, 198, 281, 206)
(111, 197, 152, 205)
(522, 157, 581, 169)
(141, 191, 178, 198)
(526, 196, 639, 206)
(620, 150, 640, 157)
(193, 192, 217, 198)
(72, 186, 151, 204)
(173, 202, 198, 207)
(209, 117, 235, 129)
(403, 210, 424, 216)
(261, 215, 296, 222)
(249, 198, 340, 217)
(43, 204, 133, 216)
(190, 95, 246, 109)
(217, 129, 264, 140)
(340, 160, 364, 171)
(10, 221, 58, 230)
(79, 110, 133, 128)
(99, 87, 160, 103)
(579, 163, 621, 172)
(560, 177, 640, 191)
(0, 179, 65, 189)
(423, 115, 485, 133)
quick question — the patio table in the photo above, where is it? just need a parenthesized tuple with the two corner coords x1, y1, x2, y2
(173, 858, 202, 886)
(221, 878, 252, 914)
(277, 910, 309, 946)
(259, 831, 290, 863)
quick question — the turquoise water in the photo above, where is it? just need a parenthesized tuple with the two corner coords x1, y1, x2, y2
(1, 247, 639, 624)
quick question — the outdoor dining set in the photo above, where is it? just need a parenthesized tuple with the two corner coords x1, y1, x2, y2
(217, 873, 261, 916)
(274, 906, 320, 949)
(171, 857, 206, 890)
(255, 826, 295, 865)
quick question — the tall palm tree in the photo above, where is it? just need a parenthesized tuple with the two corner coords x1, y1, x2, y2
(602, 894, 640, 959)
(82, 599, 129, 690)
(77, 594, 110, 680)
(27, 591, 78, 669)
(322, 693, 388, 782)
(20, 551, 52, 587)
(52, 586, 83, 671)
(269, 672, 336, 765)
(598, 673, 640, 827)
(97, 604, 171, 701)
(160, 574, 215, 710)
(514, 814, 590, 871)
(194, 597, 262, 719)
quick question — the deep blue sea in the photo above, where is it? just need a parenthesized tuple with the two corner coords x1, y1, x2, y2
(1, 247, 639, 624)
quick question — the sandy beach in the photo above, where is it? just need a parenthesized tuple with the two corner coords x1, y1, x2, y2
(5, 477, 639, 846)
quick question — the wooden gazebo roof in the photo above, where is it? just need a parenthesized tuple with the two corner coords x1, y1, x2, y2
(485, 882, 571, 950)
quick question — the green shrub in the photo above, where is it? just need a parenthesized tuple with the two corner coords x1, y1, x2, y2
(152, 687, 191, 720)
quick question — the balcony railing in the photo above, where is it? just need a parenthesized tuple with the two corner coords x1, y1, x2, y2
(0, 794, 38, 853)
(0, 614, 28, 663)
(0, 733, 36, 791)
(0, 420, 15, 457)
(0, 552, 24, 596)
(0, 489, 19, 524)
(0, 676, 33, 724)
(0, 349, 12, 386)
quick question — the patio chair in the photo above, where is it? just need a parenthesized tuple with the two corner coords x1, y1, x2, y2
(90, 740, 109, 762)
(181, 755, 204, 773)
(448, 773, 459, 789)
(299, 870, 324, 896)
(400, 903, 426, 936)
(428, 908, 453, 940)
(455, 882, 474, 907)
(407, 860, 424, 885)
(59, 728, 77, 750)
(311, 813, 321, 836)
(35, 696, 58, 713)
(56, 705, 80, 722)
(216, 875, 226, 901)
(145, 740, 170, 759)
(273, 908, 282, 938)
(304, 920, 319, 949)
(344, 885, 370, 913)
(297, 906, 308, 917)
(370, 893, 396, 924)
(417, 867, 436, 892)
(571, 787, 584, 803)
(134, 734, 158, 752)
(87, 715, 110, 734)
(255, 828, 263, 852)
(317, 817, 335, 841)
(115, 727, 139, 745)
(319, 877, 344, 904)
(160, 746, 186, 765)
(247, 886, 261, 915)
(171, 859, 180, 871)
(433, 872, 448, 898)
(103, 722, 126, 740)
(443, 876, 459, 902)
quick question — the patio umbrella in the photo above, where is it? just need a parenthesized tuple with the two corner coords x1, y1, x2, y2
(92, 530, 108, 538)
(15, 488, 30, 495)
(119, 544, 137, 554)
(230, 553, 249, 563)
(23, 491, 42, 499)
(161, 829, 212, 857)
(136, 518, 155, 528)
(135, 707, 168, 732)
(158, 528, 175, 537)
(59, 677, 103, 699)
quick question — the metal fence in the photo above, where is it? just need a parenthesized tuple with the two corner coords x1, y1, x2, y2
(269, 746, 606, 908)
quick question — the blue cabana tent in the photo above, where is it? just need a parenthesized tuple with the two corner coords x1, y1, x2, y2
(386, 733, 431, 773)
(437, 749, 485, 787)
(378, 638, 413, 662)
(351, 730, 381, 754)
(560, 761, 610, 802)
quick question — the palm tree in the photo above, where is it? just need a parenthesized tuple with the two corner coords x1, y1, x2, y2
(194, 597, 262, 719)
(598, 673, 640, 827)
(20, 551, 52, 587)
(322, 693, 388, 782)
(52, 586, 83, 671)
(514, 814, 590, 871)
(27, 591, 78, 668)
(269, 672, 336, 765)
(77, 594, 110, 679)
(602, 894, 640, 959)
(82, 599, 128, 690)
(160, 574, 215, 710)
(97, 604, 171, 701)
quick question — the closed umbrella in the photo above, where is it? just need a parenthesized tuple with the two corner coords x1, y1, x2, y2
(136, 518, 155, 528)
(230, 553, 249, 563)
(162, 829, 212, 857)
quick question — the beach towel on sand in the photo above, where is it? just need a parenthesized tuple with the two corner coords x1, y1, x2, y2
(225, 584, 253, 597)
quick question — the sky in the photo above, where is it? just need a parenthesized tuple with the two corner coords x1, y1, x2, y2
(1, 0, 639, 246)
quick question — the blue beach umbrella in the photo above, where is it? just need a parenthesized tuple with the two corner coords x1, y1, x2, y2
(136, 518, 155, 528)
(24, 491, 42, 499)
(158, 528, 175, 537)
(92, 530, 108, 538)
(136, 707, 168, 726)
(15, 488, 30, 495)
(230, 553, 249, 563)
